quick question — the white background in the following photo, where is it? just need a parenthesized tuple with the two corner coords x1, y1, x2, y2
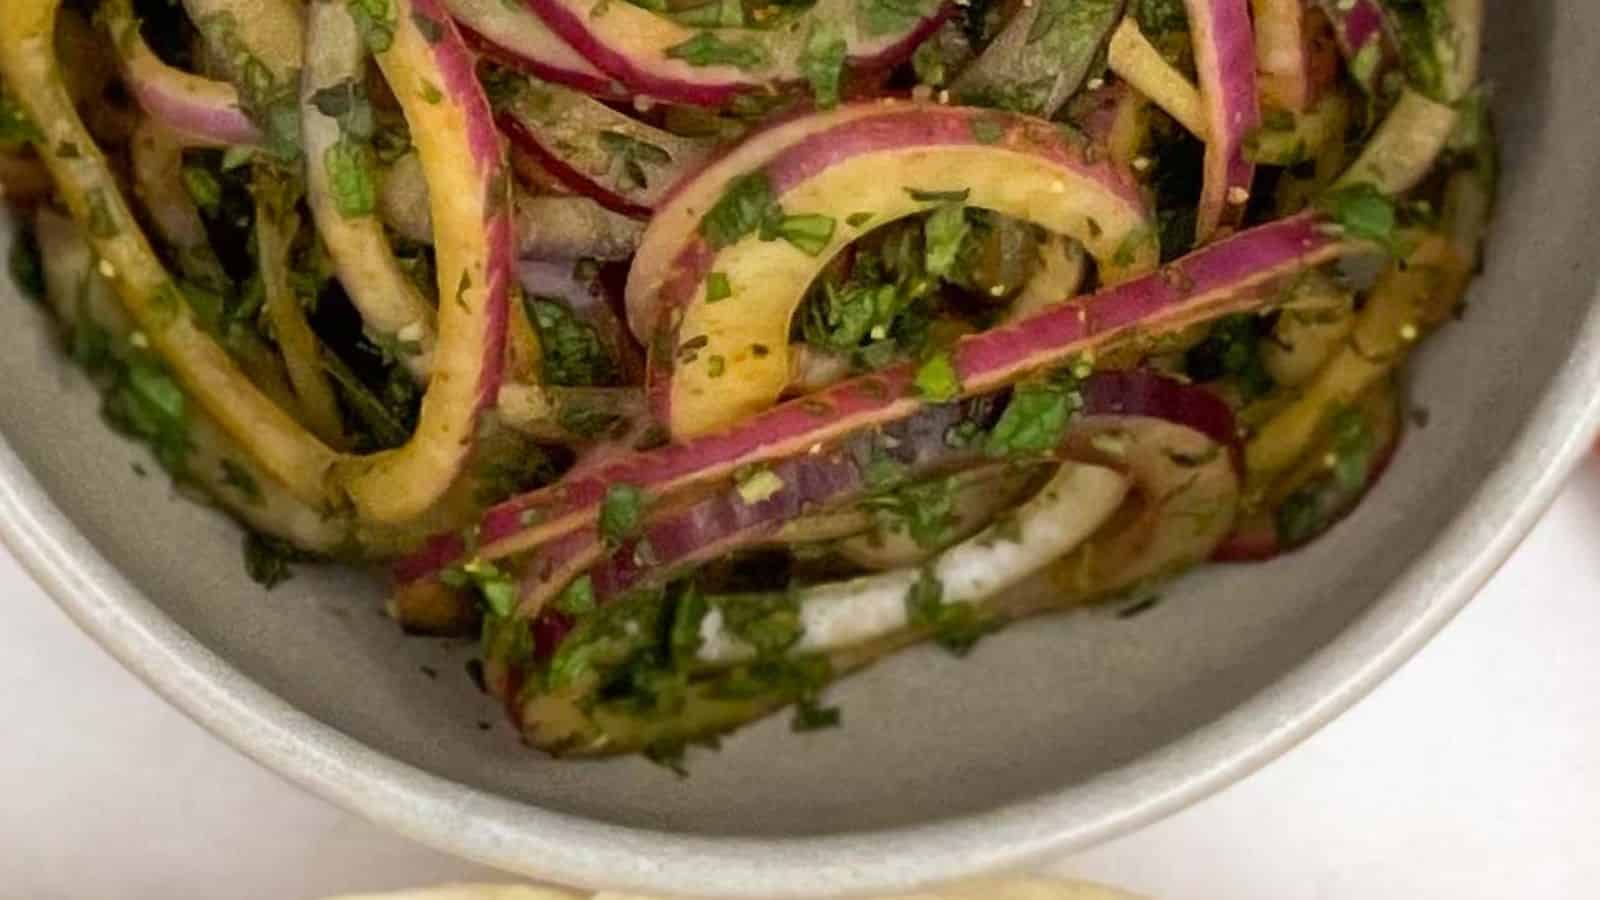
(4, 463, 1598, 900)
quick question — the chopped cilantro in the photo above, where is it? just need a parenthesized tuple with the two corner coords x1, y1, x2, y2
(1317, 183, 1398, 248)
(865, 475, 958, 549)
(441, 558, 519, 617)
(0, 89, 41, 150)
(985, 379, 1080, 456)
(598, 130, 672, 191)
(904, 567, 993, 656)
(309, 79, 376, 141)
(704, 272, 732, 303)
(181, 166, 223, 216)
(913, 351, 960, 402)
(906, 187, 971, 204)
(346, 0, 396, 52)
(700, 171, 780, 249)
(846, 212, 875, 228)
(792, 697, 841, 731)
(665, 32, 769, 70)
(775, 213, 837, 257)
(800, 23, 848, 109)
(599, 483, 647, 546)
(1184, 314, 1274, 401)
(922, 204, 970, 278)
(554, 574, 597, 616)
(323, 138, 378, 218)
(243, 532, 307, 589)
(859, 0, 939, 36)
(735, 466, 785, 504)
(526, 298, 615, 386)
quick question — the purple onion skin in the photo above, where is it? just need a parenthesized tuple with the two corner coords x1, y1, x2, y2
(395, 212, 1347, 584)
(1185, 0, 1261, 242)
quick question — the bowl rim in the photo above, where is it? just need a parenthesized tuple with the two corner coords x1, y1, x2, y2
(4, 285, 1599, 898)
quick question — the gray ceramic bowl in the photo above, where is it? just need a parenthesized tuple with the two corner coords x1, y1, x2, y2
(3, 5, 1598, 897)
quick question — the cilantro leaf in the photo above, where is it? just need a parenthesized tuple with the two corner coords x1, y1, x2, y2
(985, 380, 1080, 456)
(700, 171, 780, 249)
(913, 351, 961, 402)
(665, 32, 769, 71)
(800, 23, 848, 109)
(599, 483, 647, 546)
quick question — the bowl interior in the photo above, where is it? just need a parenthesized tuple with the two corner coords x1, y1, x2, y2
(0, 0, 1594, 846)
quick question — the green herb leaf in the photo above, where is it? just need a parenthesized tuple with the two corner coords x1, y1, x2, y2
(1317, 183, 1398, 247)
(323, 138, 378, 218)
(599, 483, 647, 546)
(922, 204, 969, 278)
(906, 187, 970, 204)
(441, 558, 519, 617)
(181, 166, 223, 216)
(913, 350, 960, 402)
(699, 171, 780, 249)
(792, 697, 842, 731)
(800, 23, 848, 109)
(704, 271, 732, 303)
(527, 298, 615, 386)
(665, 32, 769, 71)
(598, 130, 672, 191)
(903, 567, 993, 655)
(985, 379, 1081, 456)
(969, 115, 1006, 145)
(243, 532, 307, 589)
(346, 0, 396, 52)
(0, 88, 42, 151)
(776, 213, 837, 257)
(859, 0, 938, 37)
(554, 574, 597, 616)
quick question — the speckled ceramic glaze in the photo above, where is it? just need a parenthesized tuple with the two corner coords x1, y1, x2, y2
(0, 5, 1595, 898)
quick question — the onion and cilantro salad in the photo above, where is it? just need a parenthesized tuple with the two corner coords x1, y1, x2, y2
(1, 0, 1491, 764)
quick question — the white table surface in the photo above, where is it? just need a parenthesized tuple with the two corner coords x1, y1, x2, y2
(5, 463, 1599, 900)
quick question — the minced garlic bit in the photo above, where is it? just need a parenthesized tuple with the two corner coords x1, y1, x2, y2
(989, 284, 1006, 297)
(1323, 452, 1339, 469)
(1050, 180, 1067, 193)
(1086, 77, 1105, 90)
(1227, 186, 1251, 205)
(1399, 323, 1419, 342)
(97, 259, 116, 279)
(937, 89, 951, 105)
(911, 84, 934, 102)
(397, 321, 424, 343)
(129, 331, 149, 349)
(1132, 156, 1153, 172)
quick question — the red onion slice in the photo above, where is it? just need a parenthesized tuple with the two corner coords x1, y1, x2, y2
(446, 0, 621, 97)
(334, 0, 514, 523)
(1185, 0, 1261, 242)
(521, 0, 949, 105)
(395, 211, 1354, 584)
(495, 74, 713, 217)
(101, 0, 262, 147)
(302, 0, 438, 381)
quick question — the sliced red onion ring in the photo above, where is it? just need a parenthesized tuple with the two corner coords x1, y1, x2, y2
(521, 0, 950, 105)
(447, 0, 621, 97)
(303, 0, 437, 381)
(332, 0, 514, 523)
(396, 211, 1353, 584)
(1185, 0, 1261, 242)
(495, 74, 713, 217)
(380, 153, 646, 259)
(101, 0, 261, 147)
